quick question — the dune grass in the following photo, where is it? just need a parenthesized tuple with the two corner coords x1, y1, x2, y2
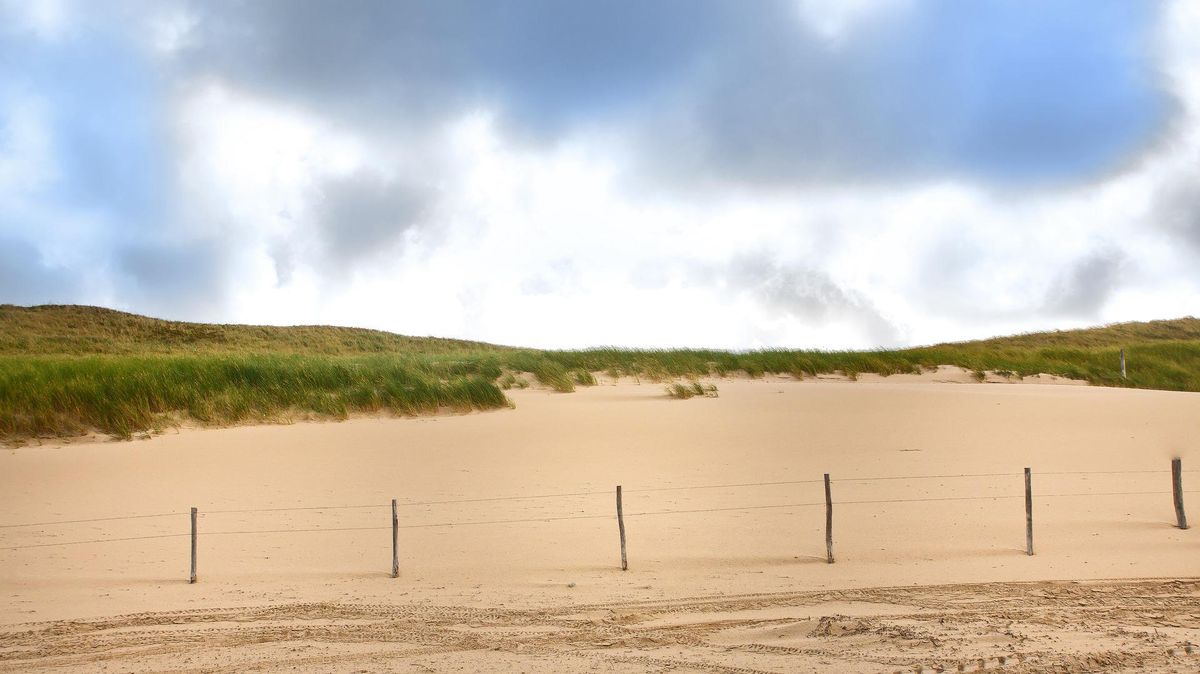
(0, 304, 502, 356)
(515, 316, 1200, 393)
(0, 354, 507, 441)
(665, 381, 719, 399)
(531, 340, 1200, 392)
(2, 304, 1199, 443)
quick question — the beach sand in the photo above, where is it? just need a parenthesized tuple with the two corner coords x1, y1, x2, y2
(2, 375, 1197, 672)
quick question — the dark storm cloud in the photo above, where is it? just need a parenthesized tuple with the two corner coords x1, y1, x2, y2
(177, 0, 723, 137)
(314, 169, 430, 269)
(0, 236, 82, 305)
(1151, 168, 1200, 256)
(116, 238, 230, 318)
(638, 0, 1173, 187)
(1043, 250, 1126, 318)
(174, 0, 1172, 186)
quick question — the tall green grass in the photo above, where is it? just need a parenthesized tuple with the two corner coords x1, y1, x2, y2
(0, 355, 507, 441)
(3, 305, 1199, 444)
(508, 340, 1200, 392)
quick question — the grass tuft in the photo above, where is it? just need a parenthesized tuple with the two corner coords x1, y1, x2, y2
(665, 381, 718, 399)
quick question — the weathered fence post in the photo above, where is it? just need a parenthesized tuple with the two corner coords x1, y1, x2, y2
(1120, 349, 1126, 379)
(616, 485, 628, 571)
(391, 498, 400, 578)
(1173, 458, 1188, 530)
(824, 473, 834, 564)
(189, 506, 198, 583)
(1024, 468, 1033, 556)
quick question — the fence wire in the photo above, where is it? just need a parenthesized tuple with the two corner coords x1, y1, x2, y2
(4, 465, 1195, 549)
(0, 512, 185, 529)
(2, 489, 1195, 552)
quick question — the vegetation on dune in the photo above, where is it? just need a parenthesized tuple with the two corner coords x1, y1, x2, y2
(0, 354, 507, 441)
(518, 323, 1200, 393)
(0, 304, 504, 356)
(2, 304, 1199, 443)
(666, 381, 719, 399)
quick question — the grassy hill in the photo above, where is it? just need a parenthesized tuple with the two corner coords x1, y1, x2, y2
(2, 305, 1198, 444)
(0, 304, 506, 355)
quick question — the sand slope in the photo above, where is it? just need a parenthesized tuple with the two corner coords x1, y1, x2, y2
(1, 378, 1198, 672)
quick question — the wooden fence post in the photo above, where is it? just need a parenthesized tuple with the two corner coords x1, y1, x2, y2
(824, 473, 834, 564)
(1120, 349, 1126, 379)
(189, 507, 198, 583)
(1173, 458, 1188, 530)
(616, 485, 628, 571)
(1024, 468, 1033, 556)
(391, 499, 400, 578)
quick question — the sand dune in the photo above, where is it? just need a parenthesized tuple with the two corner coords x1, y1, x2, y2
(1, 377, 1197, 672)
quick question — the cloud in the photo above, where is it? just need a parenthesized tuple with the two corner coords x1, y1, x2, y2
(0, 0, 70, 41)
(173, 1, 722, 138)
(115, 238, 231, 318)
(0, 235, 82, 305)
(1151, 166, 1200, 257)
(313, 169, 430, 271)
(635, 0, 1173, 189)
(1043, 250, 1127, 318)
(0, 0, 1197, 350)
(166, 0, 1172, 189)
(0, 14, 170, 227)
(715, 253, 901, 347)
(520, 259, 579, 296)
(0, 94, 56, 199)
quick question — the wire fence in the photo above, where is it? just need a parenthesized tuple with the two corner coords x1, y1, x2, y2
(1, 463, 1194, 565)
(5, 468, 1195, 529)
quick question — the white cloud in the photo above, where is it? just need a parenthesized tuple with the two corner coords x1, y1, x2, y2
(1, 0, 71, 41)
(792, 0, 913, 43)
(8, 0, 1198, 349)
(153, 43, 1200, 347)
(147, 7, 197, 55)
(0, 93, 56, 202)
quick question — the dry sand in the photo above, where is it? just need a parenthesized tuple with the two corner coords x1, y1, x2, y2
(1, 375, 1198, 672)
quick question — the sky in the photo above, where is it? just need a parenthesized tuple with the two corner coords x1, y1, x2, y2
(1, 0, 1198, 349)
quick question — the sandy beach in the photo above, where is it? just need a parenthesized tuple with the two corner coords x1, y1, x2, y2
(9, 0, 1200, 669)
(2, 376, 1197, 672)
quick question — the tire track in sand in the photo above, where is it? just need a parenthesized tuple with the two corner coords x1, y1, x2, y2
(1, 578, 1197, 673)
